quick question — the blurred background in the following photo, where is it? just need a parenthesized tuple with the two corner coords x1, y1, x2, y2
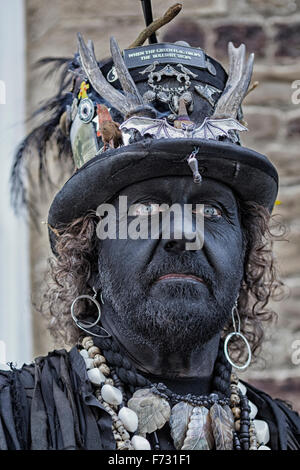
(0, 0, 300, 410)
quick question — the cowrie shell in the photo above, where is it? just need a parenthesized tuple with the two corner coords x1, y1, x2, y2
(101, 384, 123, 405)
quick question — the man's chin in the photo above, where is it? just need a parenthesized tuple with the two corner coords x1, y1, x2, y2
(149, 277, 209, 301)
(107, 290, 228, 354)
(127, 311, 222, 355)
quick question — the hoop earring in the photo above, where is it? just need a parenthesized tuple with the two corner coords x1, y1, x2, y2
(224, 299, 252, 370)
(71, 287, 111, 338)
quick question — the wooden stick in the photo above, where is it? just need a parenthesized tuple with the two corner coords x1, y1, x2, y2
(128, 3, 182, 49)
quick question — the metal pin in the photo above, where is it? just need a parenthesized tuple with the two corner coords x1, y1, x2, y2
(187, 148, 202, 184)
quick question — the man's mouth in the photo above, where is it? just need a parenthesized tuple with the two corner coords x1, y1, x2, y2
(156, 273, 204, 284)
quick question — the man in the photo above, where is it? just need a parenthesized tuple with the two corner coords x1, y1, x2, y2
(2, 3, 300, 450)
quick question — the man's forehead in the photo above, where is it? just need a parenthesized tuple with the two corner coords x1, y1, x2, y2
(117, 176, 237, 203)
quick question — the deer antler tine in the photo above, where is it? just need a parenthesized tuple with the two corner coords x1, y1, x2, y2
(87, 39, 95, 56)
(236, 52, 254, 98)
(228, 42, 245, 84)
(77, 33, 102, 79)
(77, 33, 91, 66)
(110, 36, 143, 104)
(236, 44, 246, 82)
(227, 42, 235, 77)
(77, 32, 128, 115)
(213, 42, 254, 119)
(239, 52, 254, 96)
(229, 52, 254, 118)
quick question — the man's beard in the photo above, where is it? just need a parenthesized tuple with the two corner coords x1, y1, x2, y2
(97, 249, 244, 356)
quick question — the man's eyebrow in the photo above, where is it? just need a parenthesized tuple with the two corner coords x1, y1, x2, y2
(194, 188, 237, 205)
(125, 190, 170, 202)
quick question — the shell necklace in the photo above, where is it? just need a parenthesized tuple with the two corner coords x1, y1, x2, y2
(79, 336, 271, 450)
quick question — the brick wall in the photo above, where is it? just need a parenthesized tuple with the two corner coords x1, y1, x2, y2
(26, 0, 300, 408)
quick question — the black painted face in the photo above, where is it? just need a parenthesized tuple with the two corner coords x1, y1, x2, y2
(97, 176, 245, 355)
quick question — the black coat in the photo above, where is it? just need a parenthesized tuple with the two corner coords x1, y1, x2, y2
(0, 347, 299, 450)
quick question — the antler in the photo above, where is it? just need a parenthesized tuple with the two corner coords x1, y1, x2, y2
(110, 37, 142, 98)
(212, 42, 254, 119)
(77, 33, 155, 118)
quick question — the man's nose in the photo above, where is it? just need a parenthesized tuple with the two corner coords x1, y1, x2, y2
(161, 206, 204, 253)
(164, 239, 188, 254)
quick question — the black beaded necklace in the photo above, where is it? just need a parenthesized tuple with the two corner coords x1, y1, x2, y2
(81, 336, 260, 450)
(151, 382, 231, 408)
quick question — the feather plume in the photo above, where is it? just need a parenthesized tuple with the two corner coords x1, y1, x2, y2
(181, 406, 214, 451)
(210, 404, 234, 450)
(169, 402, 194, 450)
(10, 57, 75, 222)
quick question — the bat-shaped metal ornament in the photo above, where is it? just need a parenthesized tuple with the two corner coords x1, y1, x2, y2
(120, 116, 247, 146)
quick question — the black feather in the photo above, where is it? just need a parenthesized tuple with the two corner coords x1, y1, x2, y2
(10, 57, 75, 223)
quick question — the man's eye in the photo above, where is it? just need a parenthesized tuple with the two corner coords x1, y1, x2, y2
(193, 205, 222, 218)
(129, 203, 162, 216)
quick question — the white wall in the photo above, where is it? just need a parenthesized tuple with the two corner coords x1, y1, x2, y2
(0, 0, 32, 367)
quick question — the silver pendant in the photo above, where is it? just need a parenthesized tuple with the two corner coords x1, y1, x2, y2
(127, 388, 171, 435)
(78, 98, 95, 123)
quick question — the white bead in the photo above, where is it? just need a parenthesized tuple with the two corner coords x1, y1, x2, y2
(118, 407, 138, 433)
(131, 435, 151, 450)
(253, 419, 270, 445)
(258, 445, 271, 450)
(85, 358, 94, 370)
(80, 349, 89, 359)
(101, 384, 123, 406)
(238, 382, 247, 396)
(87, 367, 106, 385)
(248, 400, 258, 419)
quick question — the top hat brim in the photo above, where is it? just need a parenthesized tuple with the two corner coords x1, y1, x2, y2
(48, 138, 278, 253)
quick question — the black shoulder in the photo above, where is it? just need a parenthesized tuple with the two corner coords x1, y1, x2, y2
(0, 348, 117, 450)
(242, 380, 300, 450)
(0, 363, 35, 449)
(0, 349, 73, 450)
(272, 397, 300, 450)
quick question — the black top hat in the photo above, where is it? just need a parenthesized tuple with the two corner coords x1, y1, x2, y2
(12, 5, 278, 252)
